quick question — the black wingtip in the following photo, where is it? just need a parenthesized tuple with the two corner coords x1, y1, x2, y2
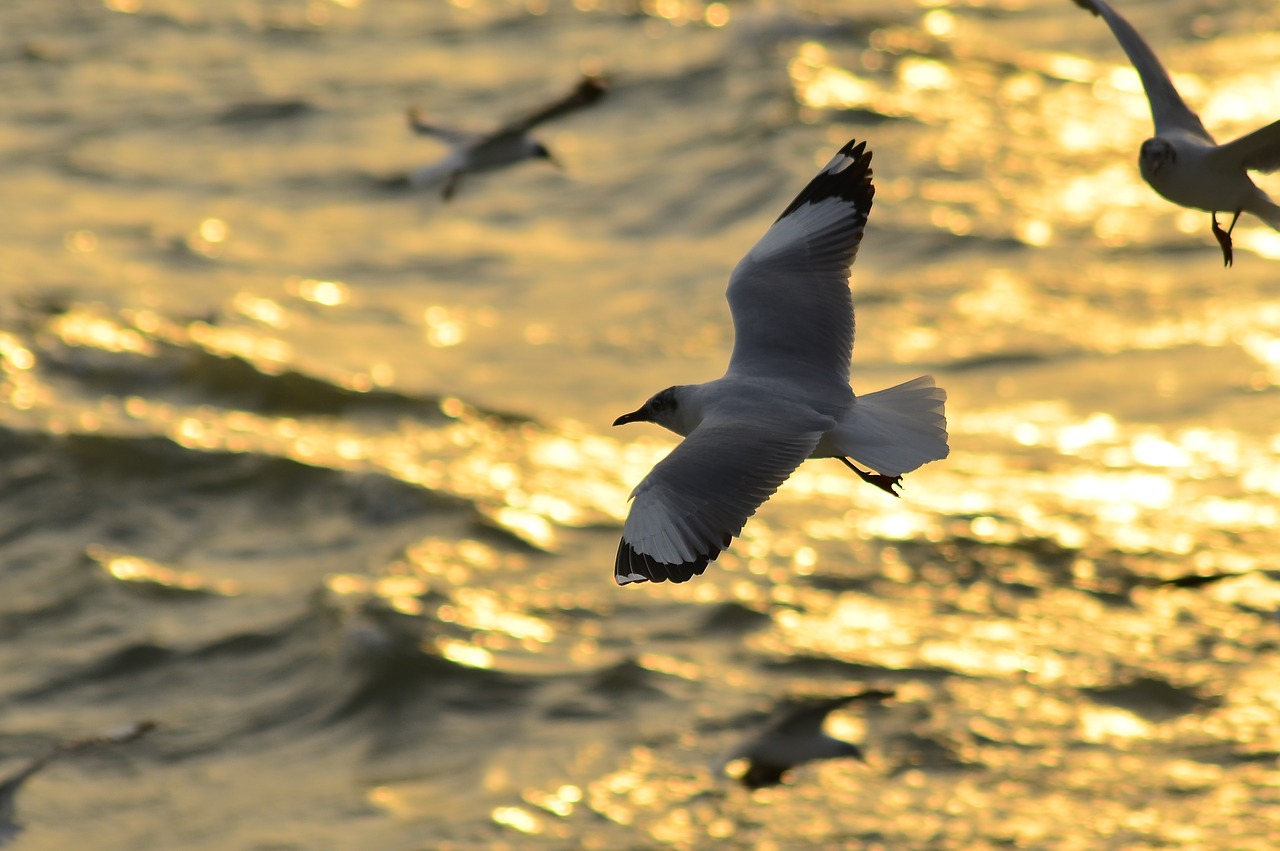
(774, 139, 874, 225)
(614, 539, 719, 586)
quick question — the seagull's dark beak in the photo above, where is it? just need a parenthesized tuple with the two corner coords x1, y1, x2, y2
(545, 151, 563, 171)
(613, 406, 647, 427)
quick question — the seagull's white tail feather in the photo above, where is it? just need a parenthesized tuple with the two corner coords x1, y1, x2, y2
(830, 376, 948, 476)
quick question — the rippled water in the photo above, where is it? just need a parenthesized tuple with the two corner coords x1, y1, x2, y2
(2, 1, 1279, 848)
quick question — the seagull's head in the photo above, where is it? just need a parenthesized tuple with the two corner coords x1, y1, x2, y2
(1139, 137, 1176, 178)
(531, 141, 561, 170)
(613, 386, 684, 432)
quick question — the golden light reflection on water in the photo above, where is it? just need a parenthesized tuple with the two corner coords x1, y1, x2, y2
(440, 587, 556, 644)
(1079, 705, 1152, 742)
(87, 544, 240, 595)
(24, 292, 1267, 584)
(289, 278, 349, 307)
(51, 312, 155, 356)
(478, 504, 559, 550)
(436, 637, 495, 669)
(423, 305, 467, 348)
(16, 404, 1270, 841)
(229, 292, 290, 328)
(0, 331, 41, 415)
(0, 314, 682, 573)
(491, 805, 543, 834)
(1202, 65, 1280, 130)
(790, 40, 965, 123)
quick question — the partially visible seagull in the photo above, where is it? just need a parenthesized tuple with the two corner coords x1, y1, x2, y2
(0, 720, 155, 847)
(403, 74, 608, 200)
(612, 139, 949, 586)
(1073, 0, 1280, 266)
(720, 690, 895, 789)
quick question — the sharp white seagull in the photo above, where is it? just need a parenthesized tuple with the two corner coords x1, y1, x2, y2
(612, 139, 949, 586)
(720, 691, 895, 789)
(1073, 0, 1280, 266)
(404, 74, 608, 201)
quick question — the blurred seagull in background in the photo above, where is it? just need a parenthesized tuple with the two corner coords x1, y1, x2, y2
(403, 73, 608, 200)
(612, 139, 949, 585)
(0, 720, 155, 848)
(1073, 0, 1280, 266)
(720, 690, 895, 789)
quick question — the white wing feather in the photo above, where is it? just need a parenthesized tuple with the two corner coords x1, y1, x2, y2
(725, 140, 873, 388)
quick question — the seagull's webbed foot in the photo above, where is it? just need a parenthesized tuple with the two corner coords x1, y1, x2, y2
(1211, 212, 1238, 268)
(838, 457, 902, 497)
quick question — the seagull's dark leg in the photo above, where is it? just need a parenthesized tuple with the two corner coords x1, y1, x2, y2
(1211, 212, 1235, 267)
(838, 457, 902, 497)
(441, 171, 463, 201)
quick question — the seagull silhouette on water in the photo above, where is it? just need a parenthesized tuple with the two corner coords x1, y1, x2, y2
(404, 74, 608, 200)
(612, 139, 949, 585)
(720, 690, 895, 789)
(1073, 0, 1280, 266)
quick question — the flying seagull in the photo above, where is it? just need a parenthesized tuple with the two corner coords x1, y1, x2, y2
(403, 73, 608, 200)
(0, 720, 155, 847)
(720, 690, 895, 789)
(1072, 0, 1280, 266)
(612, 139, 949, 585)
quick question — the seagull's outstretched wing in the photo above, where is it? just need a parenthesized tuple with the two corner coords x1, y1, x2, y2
(768, 690, 896, 736)
(1213, 119, 1280, 174)
(1072, 0, 1212, 141)
(505, 74, 609, 134)
(615, 408, 829, 585)
(404, 109, 474, 145)
(725, 139, 872, 387)
(765, 696, 860, 737)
